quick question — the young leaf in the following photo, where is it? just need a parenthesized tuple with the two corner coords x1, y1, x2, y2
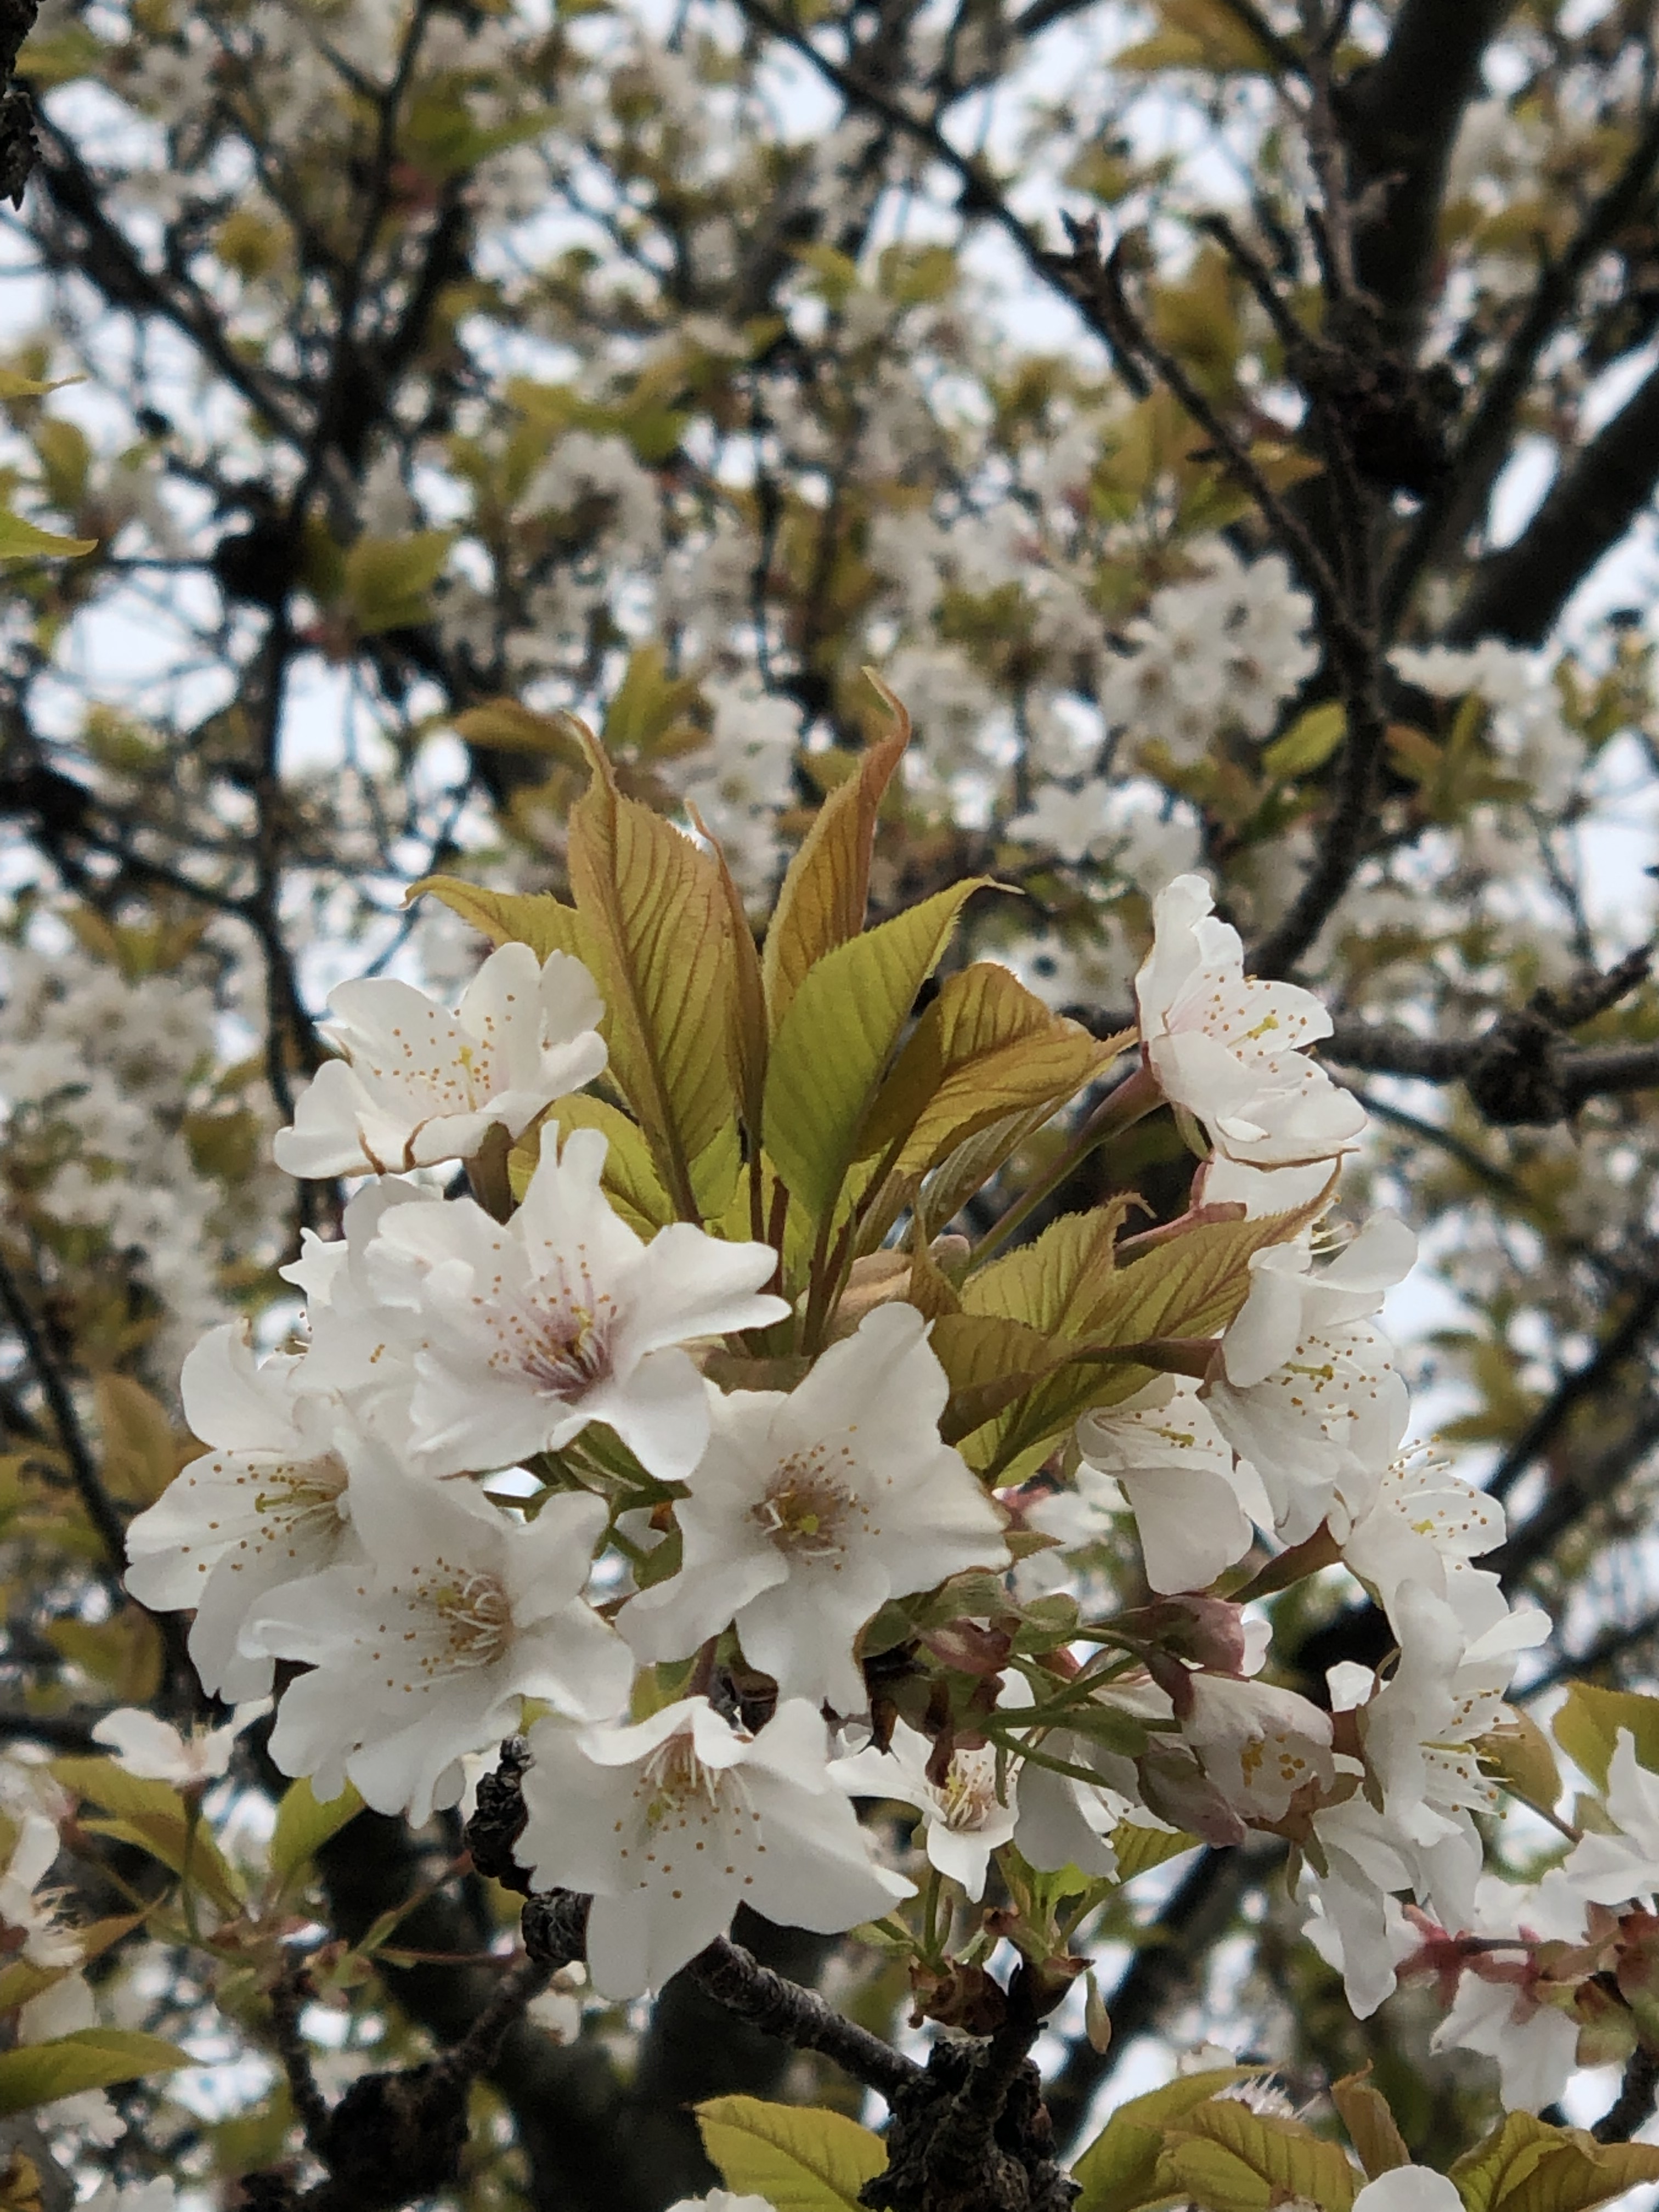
(269, 1778, 363, 1887)
(761, 685, 910, 1031)
(696, 2094, 886, 2211)
(859, 962, 1122, 1181)
(54, 1758, 245, 1917)
(1451, 2108, 1659, 2212)
(1330, 2069, 1410, 2180)
(1551, 1682, 1659, 1790)
(568, 738, 740, 1220)
(0, 2029, 190, 2115)
(94, 1374, 182, 1505)
(407, 876, 589, 965)
(1161, 2098, 1358, 2212)
(930, 1312, 1062, 1445)
(512, 1099, 674, 1236)
(0, 509, 95, 561)
(341, 530, 455, 634)
(450, 700, 588, 764)
(763, 881, 985, 1228)
(1072, 2067, 1271, 2212)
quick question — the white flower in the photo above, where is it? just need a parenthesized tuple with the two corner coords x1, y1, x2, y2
(18, 1966, 122, 2142)
(620, 1305, 1007, 1712)
(1426, 1873, 1589, 2112)
(1204, 1218, 1415, 1543)
(123, 1324, 356, 1702)
(1338, 1579, 1548, 1938)
(250, 1448, 631, 1822)
(278, 1178, 435, 1443)
(92, 1701, 268, 1789)
(515, 1697, 912, 1999)
(1353, 2171, 1464, 2212)
(0, 1813, 78, 1969)
(1135, 875, 1367, 1168)
(834, 1719, 1017, 1899)
(1334, 1448, 1504, 1612)
(1008, 780, 1122, 866)
(834, 1708, 1119, 1899)
(273, 943, 608, 1178)
(367, 1124, 789, 1483)
(667, 2193, 777, 2211)
(1180, 1674, 1340, 1824)
(83, 2186, 178, 2212)
(1554, 1730, 1659, 1905)
(1218, 1216, 1417, 1386)
(1074, 1378, 1272, 1594)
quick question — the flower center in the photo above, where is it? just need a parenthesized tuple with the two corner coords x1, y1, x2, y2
(640, 1730, 724, 1828)
(490, 1265, 616, 1400)
(752, 1447, 860, 1560)
(252, 1452, 348, 1535)
(930, 1747, 1001, 1832)
(428, 1569, 512, 1672)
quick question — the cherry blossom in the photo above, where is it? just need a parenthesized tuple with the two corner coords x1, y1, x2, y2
(1134, 875, 1368, 1168)
(834, 1711, 1120, 1898)
(273, 942, 608, 1177)
(1073, 1378, 1272, 1594)
(1353, 2172, 1464, 2212)
(1180, 1674, 1342, 1825)
(514, 1697, 912, 1998)
(365, 1124, 789, 1482)
(1334, 1448, 1505, 1611)
(249, 1447, 631, 1822)
(1203, 1220, 1416, 1543)
(1551, 1730, 1659, 1905)
(619, 1305, 1007, 1712)
(123, 1324, 356, 1701)
(91, 1702, 267, 1790)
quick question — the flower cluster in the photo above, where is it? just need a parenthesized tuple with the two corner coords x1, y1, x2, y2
(118, 860, 1645, 2108)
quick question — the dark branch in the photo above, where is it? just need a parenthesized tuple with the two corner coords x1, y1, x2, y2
(686, 1934, 920, 2103)
(1338, 0, 1519, 344)
(1385, 97, 1659, 628)
(1448, 354, 1659, 646)
(1593, 2043, 1659, 2143)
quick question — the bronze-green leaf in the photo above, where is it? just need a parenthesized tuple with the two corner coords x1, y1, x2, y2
(762, 881, 986, 1230)
(761, 682, 910, 1031)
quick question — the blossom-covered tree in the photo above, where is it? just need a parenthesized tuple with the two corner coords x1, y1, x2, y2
(10, 3, 1659, 2210)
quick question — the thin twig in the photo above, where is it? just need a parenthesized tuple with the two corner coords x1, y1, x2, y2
(270, 1961, 332, 2159)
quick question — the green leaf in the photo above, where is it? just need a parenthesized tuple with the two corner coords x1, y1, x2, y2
(930, 1312, 1063, 1446)
(1112, 0, 1276, 71)
(512, 1099, 673, 1236)
(1451, 2110, 1659, 2212)
(0, 508, 95, 561)
(1163, 2099, 1357, 2212)
(1109, 1822, 1201, 1883)
(1262, 700, 1346, 779)
(860, 962, 1125, 1181)
(341, 530, 455, 633)
(1551, 1683, 1659, 1789)
(762, 684, 910, 1032)
(0, 2029, 190, 2115)
(269, 1778, 363, 1888)
(1330, 2070, 1410, 2182)
(55, 1758, 245, 1917)
(1073, 2067, 1271, 2212)
(450, 699, 588, 764)
(568, 738, 740, 1221)
(763, 881, 986, 1227)
(697, 2094, 886, 2211)
(407, 874, 588, 965)
(95, 1374, 181, 1505)
(957, 1197, 1323, 1479)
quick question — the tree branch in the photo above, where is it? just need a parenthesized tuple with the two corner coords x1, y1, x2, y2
(1448, 353, 1659, 646)
(1593, 2042, 1659, 2143)
(1384, 97, 1659, 628)
(1337, 0, 1519, 343)
(686, 1933, 920, 2104)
